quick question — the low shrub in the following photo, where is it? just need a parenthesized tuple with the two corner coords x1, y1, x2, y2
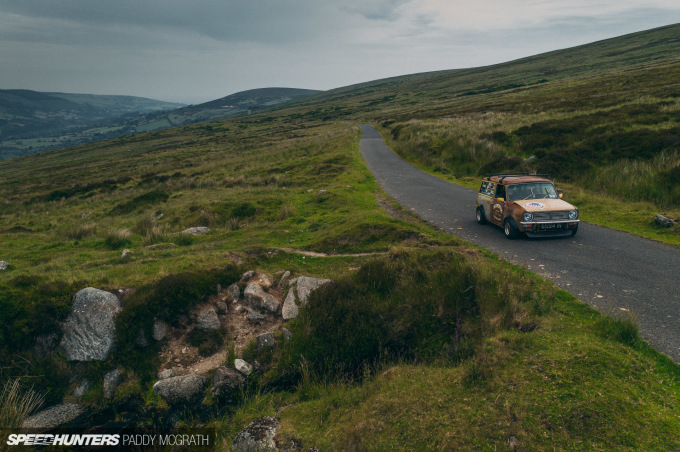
(109, 190, 169, 215)
(267, 250, 534, 386)
(104, 228, 132, 250)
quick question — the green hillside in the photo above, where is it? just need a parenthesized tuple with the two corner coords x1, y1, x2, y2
(1, 24, 679, 450)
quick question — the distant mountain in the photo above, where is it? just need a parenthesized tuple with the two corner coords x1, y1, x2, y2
(0, 90, 184, 160)
(0, 87, 321, 161)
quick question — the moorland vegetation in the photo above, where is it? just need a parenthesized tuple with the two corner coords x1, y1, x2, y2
(0, 23, 679, 450)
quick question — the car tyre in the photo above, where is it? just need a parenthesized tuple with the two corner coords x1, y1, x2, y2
(476, 207, 487, 224)
(504, 218, 520, 239)
(571, 225, 579, 236)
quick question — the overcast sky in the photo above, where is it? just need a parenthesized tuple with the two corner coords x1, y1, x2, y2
(1, 1, 678, 104)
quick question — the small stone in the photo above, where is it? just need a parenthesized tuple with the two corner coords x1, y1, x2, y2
(81, 212, 93, 219)
(234, 359, 253, 376)
(225, 283, 240, 303)
(246, 307, 266, 322)
(158, 368, 188, 380)
(182, 226, 210, 235)
(282, 328, 292, 342)
(196, 308, 221, 330)
(655, 214, 677, 227)
(73, 380, 91, 397)
(121, 249, 132, 259)
(103, 369, 122, 399)
(282, 288, 299, 320)
(256, 332, 275, 351)
(241, 270, 255, 281)
(0, 261, 10, 271)
(216, 301, 228, 314)
(152, 319, 169, 341)
(244, 283, 279, 313)
(279, 270, 291, 287)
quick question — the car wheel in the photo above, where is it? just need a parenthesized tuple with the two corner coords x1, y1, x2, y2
(476, 207, 487, 224)
(571, 225, 579, 236)
(504, 218, 520, 239)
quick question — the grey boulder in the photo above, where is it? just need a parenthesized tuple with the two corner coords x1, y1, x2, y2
(244, 283, 279, 313)
(153, 374, 209, 405)
(211, 366, 246, 402)
(22, 403, 88, 431)
(196, 308, 221, 330)
(281, 288, 299, 320)
(232, 416, 280, 452)
(296, 276, 331, 306)
(60, 287, 122, 361)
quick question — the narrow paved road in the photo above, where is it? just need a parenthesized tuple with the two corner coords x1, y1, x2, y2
(360, 125, 680, 362)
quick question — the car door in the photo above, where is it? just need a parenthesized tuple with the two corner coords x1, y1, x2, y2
(490, 184, 506, 226)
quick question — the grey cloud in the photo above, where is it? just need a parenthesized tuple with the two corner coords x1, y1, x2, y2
(0, 0, 350, 45)
(342, 0, 412, 21)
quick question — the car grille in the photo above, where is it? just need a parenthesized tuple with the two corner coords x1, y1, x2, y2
(533, 211, 569, 221)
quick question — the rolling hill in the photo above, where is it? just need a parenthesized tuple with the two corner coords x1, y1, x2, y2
(0, 87, 321, 161)
(1, 23, 679, 450)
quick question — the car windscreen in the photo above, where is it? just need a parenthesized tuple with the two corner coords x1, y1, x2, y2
(507, 183, 557, 200)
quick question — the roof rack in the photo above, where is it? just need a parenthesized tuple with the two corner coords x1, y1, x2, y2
(483, 173, 552, 183)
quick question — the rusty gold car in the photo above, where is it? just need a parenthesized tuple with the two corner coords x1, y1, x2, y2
(475, 173, 579, 239)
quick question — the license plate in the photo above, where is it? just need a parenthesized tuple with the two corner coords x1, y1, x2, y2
(538, 223, 562, 231)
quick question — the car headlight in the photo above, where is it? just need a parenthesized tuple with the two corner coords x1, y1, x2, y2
(568, 210, 578, 220)
(523, 212, 533, 222)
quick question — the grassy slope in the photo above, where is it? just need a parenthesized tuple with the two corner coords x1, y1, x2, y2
(0, 23, 679, 449)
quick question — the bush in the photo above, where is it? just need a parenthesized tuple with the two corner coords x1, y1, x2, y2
(269, 250, 528, 385)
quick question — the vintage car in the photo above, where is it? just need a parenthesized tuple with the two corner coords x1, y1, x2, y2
(475, 173, 579, 239)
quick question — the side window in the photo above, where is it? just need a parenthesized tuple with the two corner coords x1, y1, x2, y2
(486, 183, 496, 197)
(496, 184, 506, 200)
(479, 181, 489, 194)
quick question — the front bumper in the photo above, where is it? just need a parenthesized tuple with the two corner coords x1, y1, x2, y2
(519, 219, 579, 233)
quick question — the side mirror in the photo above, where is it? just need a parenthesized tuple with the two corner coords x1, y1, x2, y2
(556, 188, 564, 199)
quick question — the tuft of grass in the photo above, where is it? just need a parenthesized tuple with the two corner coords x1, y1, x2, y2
(594, 315, 641, 347)
(0, 378, 45, 428)
(104, 228, 132, 249)
(67, 223, 97, 240)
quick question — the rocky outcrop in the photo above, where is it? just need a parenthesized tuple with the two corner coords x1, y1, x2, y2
(60, 288, 122, 361)
(22, 403, 88, 431)
(244, 283, 279, 313)
(152, 374, 209, 405)
(196, 308, 221, 330)
(211, 366, 246, 402)
(281, 288, 299, 320)
(296, 277, 331, 306)
(232, 416, 280, 452)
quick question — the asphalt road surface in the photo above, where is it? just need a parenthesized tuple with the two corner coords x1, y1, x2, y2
(360, 124, 680, 363)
